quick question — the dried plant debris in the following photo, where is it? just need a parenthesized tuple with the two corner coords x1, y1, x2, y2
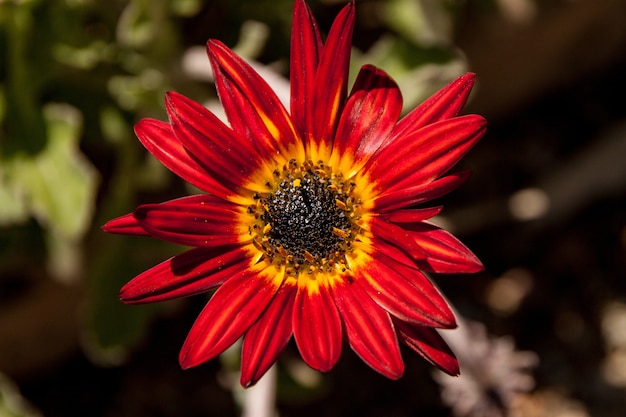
(435, 319, 538, 417)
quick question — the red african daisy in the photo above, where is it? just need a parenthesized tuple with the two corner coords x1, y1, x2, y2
(103, 0, 486, 387)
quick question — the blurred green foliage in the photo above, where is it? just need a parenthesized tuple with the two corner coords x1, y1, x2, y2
(0, 372, 40, 417)
(0, 0, 465, 369)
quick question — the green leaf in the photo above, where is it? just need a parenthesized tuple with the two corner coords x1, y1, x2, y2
(3, 103, 98, 239)
(0, 174, 29, 226)
(0, 373, 41, 417)
(383, 0, 453, 47)
(1, 103, 99, 281)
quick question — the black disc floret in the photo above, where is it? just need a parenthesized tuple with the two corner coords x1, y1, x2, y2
(248, 159, 362, 274)
(264, 174, 351, 263)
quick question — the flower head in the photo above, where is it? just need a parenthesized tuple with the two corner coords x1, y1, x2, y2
(103, 0, 486, 387)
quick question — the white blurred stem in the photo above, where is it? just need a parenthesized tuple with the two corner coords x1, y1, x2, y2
(241, 365, 277, 417)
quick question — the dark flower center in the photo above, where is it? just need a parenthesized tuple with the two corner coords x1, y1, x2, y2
(248, 159, 362, 275)
(264, 174, 351, 263)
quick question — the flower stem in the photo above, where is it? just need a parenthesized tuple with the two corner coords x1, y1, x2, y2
(241, 364, 277, 417)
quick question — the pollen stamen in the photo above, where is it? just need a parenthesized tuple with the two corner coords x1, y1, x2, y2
(335, 199, 347, 211)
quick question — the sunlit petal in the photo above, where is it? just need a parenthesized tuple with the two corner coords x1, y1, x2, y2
(389, 72, 476, 143)
(102, 212, 149, 236)
(394, 319, 459, 376)
(373, 171, 471, 212)
(293, 282, 342, 372)
(368, 216, 429, 262)
(331, 65, 402, 171)
(381, 206, 443, 223)
(241, 283, 296, 387)
(134, 118, 236, 201)
(403, 222, 484, 273)
(355, 250, 456, 328)
(179, 265, 280, 369)
(367, 115, 486, 191)
(207, 40, 304, 162)
(119, 246, 250, 304)
(290, 0, 323, 135)
(332, 279, 404, 379)
(165, 91, 268, 192)
(133, 194, 248, 248)
(307, 1, 355, 157)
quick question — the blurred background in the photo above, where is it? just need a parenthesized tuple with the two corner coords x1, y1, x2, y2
(1, 0, 626, 416)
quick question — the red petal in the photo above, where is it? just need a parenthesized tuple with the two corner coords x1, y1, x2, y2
(394, 319, 459, 376)
(307, 1, 355, 154)
(134, 118, 235, 200)
(133, 194, 247, 248)
(119, 246, 250, 304)
(179, 266, 280, 369)
(373, 170, 471, 212)
(367, 115, 486, 192)
(332, 279, 404, 379)
(240, 283, 296, 387)
(206, 40, 304, 162)
(102, 212, 149, 236)
(355, 250, 456, 328)
(290, 0, 323, 136)
(369, 216, 430, 262)
(165, 92, 265, 192)
(404, 222, 484, 273)
(389, 72, 476, 143)
(332, 65, 402, 169)
(292, 283, 342, 372)
(382, 206, 443, 223)
(368, 233, 421, 268)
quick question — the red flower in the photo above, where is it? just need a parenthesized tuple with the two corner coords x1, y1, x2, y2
(103, 0, 486, 387)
